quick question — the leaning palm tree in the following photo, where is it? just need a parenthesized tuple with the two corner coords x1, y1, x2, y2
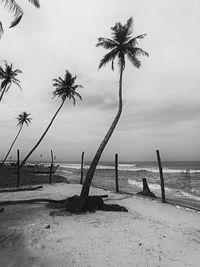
(81, 17, 149, 197)
(0, 62, 22, 102)
(0, 0, 40, 31)
(1, 111, 32, 167)
(19, 70, 83, 169)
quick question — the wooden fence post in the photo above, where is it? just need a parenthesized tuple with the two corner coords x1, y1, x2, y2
(115, 153, 119, 193)
(16, 149, 20, 187)
(80, 151, 84, 184)
(156, 150, 166, 203)
(49, 149, 53, 184)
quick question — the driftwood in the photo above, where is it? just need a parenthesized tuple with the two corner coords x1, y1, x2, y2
(0, 195, 108, 206)
(0, 185, 43, 193)
(137, 178, 157, 199)
(0, 194, 127, 213)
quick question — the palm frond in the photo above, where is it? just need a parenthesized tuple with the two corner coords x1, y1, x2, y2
(1, 0, 22, 16)
(0, 21, 4, 38)
(12, 80, 22, 90)
(28, 0, 40, 8)
(126, 50, 141, 68)
(98, 49, 118, 70)
(5, 83, 11, 92)
(133, 47, 149, 57)
(126, 34, 147, 47)
(123, 17, 133, 39)
(13, 69, 22, 74)
(0, 0, 40, 30)
(9, 13, 23, 28)
(111, 17, 133, 43)
(96, 38, 118, 49)
(1, 79, 8, 89)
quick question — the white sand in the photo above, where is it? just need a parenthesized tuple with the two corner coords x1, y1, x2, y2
(0, 183, 200, 267)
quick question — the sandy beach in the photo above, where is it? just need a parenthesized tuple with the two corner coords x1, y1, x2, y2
(1, 182, 200, 267)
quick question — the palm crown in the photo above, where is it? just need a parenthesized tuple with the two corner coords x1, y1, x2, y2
(96, 17, 149, 71)
(52, 70, 83, 105)
(17, 111, 32, 127)
(0, 62, 22, 92)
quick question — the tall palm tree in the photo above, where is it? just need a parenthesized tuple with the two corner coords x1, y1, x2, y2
(81, 17, 149, 198)
(0, 0, 40, 30)
(19, 70, 83, 169)
(0, 62, 22, 102)
(1, 111, 32, 167)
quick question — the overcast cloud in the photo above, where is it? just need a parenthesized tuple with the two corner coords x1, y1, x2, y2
(0, 0, 199, 162)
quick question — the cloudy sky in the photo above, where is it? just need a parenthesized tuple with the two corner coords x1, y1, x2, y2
(0, 0, 200, 162)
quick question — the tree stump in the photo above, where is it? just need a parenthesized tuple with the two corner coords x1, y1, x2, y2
(137, 178, 157, 199)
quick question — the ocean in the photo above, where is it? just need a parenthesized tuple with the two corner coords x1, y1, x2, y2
(56, 161, 200, 209)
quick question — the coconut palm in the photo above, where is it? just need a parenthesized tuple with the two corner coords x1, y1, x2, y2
(19, 70, 83, 169)
(0, 0, 40, 30)
(0, 62, 22, 102)
(1, 111, 32, 167)
(81, 17, 149, 197)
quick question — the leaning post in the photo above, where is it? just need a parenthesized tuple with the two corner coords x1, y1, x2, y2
(16, 149, 20, 187)
(156, 150, 166, 203)
(115, 153, 119, 193)
(49, 149, 53, 184)
(80, 151, 84, 184)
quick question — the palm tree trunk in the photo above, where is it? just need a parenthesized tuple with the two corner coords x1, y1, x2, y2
(1, 125, 23, 167)
(81, 66, 124, 198)
(19, 100, 65, 169)
(0, 85, 7, 102)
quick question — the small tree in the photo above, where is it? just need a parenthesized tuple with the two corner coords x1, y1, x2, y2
(0, 62, 22, 102)
(1, 112, 32, 167)
(19, 70, 83, 168)
(81, 17, 148, 197)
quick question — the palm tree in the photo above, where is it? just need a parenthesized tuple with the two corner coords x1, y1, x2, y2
(0, 62, 22, 102)
(81, 17, 148, 198)
(19, 70, 83, 169)
(0, 0, 40, 30)
(1, 112, 32, 167)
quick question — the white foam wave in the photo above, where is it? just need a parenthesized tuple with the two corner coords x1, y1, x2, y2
(128, 179, 171, 192)
(178, 191, 200, 201)
(59, 163, 200, 174)
(128, 179, 200, 202)
(60, 170, 73, 174)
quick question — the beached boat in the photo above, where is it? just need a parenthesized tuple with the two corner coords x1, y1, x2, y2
(2, 162, 59, 174)
(21, 164, 60, 174)
(35, 164, 60, 174)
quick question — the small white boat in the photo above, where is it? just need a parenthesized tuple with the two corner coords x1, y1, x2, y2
(4, 163, 59, 174)
(36, 164, 60, 174)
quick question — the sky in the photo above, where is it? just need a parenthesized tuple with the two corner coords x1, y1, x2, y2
(0, 0, 200, 162)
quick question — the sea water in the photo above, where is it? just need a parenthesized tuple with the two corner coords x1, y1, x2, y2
(56, 161, 200, 209)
